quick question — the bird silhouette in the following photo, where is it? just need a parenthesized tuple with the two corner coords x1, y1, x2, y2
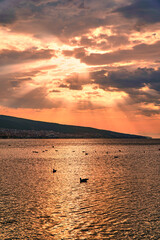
(80, 178, 88, 183)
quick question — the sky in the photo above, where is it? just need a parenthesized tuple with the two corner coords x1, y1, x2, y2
(0, 0, 160, 138)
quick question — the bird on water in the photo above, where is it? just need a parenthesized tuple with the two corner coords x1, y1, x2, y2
(80, 178, 88, 183)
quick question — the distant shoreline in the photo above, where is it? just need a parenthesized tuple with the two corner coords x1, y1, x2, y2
(1, 138, 160, 144)
(0, 137, 153, 139)
(0, 115, 150, 139)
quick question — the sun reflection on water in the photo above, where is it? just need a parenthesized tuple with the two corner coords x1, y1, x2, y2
(0, 139, 160, 239)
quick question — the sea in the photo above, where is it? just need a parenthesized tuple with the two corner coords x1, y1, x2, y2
(0, 139, 160, 240)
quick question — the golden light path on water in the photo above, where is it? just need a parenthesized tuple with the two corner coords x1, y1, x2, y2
(0, 139, 160, 239)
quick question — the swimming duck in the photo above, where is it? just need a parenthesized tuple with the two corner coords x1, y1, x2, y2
(80, 178, 88, 183)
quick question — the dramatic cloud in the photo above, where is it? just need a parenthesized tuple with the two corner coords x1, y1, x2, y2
(63, 72, 91, 90)
(1, 0, 160, 137)
(9, 87, 63, 109)
(0, 72, 63, 109)
(0, 48, 54, 66)
(116, 0, 160, 24)
(80, 41, 160, 65)
(0, 0, 122, 41)
(92, 68, 160, 92)
(62, 48, 86, 59)
(0, 71, 37, 106)
(91, 67, 160, 116)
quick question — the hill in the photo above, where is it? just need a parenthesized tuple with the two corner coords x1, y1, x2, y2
(0, 115, 148, 139)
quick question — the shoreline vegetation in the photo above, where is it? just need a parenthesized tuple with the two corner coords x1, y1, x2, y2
(0, 115, 151, 139)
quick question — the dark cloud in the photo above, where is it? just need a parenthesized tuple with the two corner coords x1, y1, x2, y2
(105, 35, 130, 48)
(0, 48, 54, 66)
(76, 99, 105, 110)
(59, 83, 69, 88)
(1, 0, 159, 44)
(92, 68, 160, 92)
(80, 41, 160, 65)
(0, 71, 38, 101)
(46, 0, 85, 9)
(10, 87, 62, 109)
(116, 0, 160, 24)
(127, 88, 160, 111)
(78, 36, 95, 47)
(0, 0, 122, 40)
(0, 69, 42, 103)
(69, 34, 130, 51)
(1, 0, 159, 119)
(136, 108, 160, 117)
(118, 92, 160, 116)
(0, 9, 16, 24)
(91, 67, 160, 115)
(64, 73, 91, 90)
(117, 98, 160, 117)
(0, 0, 18, 24)
(0, 69, 64, 109)
(62, 48, 86, 58)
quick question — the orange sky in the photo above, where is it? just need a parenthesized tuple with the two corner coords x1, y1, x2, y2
(0, 0, 160, 138)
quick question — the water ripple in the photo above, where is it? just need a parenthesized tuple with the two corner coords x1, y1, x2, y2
(0, 139, 160, 239)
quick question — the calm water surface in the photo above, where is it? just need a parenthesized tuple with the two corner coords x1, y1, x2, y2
(0, 139, 160, 239)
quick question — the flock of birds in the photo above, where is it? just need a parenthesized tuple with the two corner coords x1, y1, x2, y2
(52, 168, 88, 183)
(32, 145, 89, 183)
(52, 168, 89, 183)
(30, 145, 160, 184)
(52, 144, 89, 183)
